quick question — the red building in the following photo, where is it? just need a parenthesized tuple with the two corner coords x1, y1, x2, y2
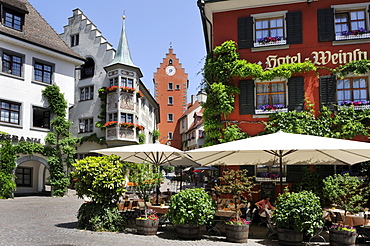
(198, 0, 370, 198)
(154, 47, 188, 149)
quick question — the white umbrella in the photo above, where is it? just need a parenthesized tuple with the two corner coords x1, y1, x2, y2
(186, 131, 370, 193)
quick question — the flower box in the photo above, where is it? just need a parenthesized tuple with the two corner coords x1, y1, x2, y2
(336, 33, 370, 41)
(254, 39, 287, 47)
(255, 108, 288, 114)
(255, 177, 286, 182)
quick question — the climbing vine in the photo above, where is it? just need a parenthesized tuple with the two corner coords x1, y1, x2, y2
(42, 84, 77, 196)
(202, 40, 317, 146)
(0, 140, 17, 199)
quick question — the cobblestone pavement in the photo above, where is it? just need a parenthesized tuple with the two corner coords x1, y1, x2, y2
(0, 195, 337, 246)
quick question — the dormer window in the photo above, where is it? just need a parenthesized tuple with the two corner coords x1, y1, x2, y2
(3, 8, 24, 31)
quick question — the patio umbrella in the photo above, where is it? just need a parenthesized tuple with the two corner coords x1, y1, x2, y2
(186, 131, 370, 193)
(91, 142, 198, 203)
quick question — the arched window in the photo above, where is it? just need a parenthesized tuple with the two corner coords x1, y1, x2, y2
(169, 59, 173, 65)
(81, 58, 95, 79)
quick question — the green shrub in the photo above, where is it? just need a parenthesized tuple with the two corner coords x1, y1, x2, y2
(77, 202, 124, 231)
(71, 155, 127, 204)
(273, 189, 323, 236)
(167, 188, 215, 226)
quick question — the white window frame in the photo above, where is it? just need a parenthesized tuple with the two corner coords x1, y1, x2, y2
(168, 82, 173, 90)
(251, 11, 287, 48)
(168, 96, 173, 105)
(167, 113, 173, 122)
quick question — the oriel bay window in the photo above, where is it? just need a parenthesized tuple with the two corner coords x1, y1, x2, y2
(121, 77, 134, 88)
(0, 100, 20, 124)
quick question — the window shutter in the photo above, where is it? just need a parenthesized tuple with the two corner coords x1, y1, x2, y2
(288, 77, 304, 112)
(320, 75, 337, 111)
(318, 8, 335, 42)
(239, 80, 255, 115)
(238, 17, 254, 49)
(286, 11, 302, 44)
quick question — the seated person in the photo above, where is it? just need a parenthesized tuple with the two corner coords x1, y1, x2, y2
(255, 196, 275, 217)
(235, 196, 253, 221)
(211, 191, 221, 208)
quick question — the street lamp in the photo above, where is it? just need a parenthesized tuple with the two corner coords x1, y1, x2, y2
(197, 89, 207, 104)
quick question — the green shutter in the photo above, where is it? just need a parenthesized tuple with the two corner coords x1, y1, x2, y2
(238, 17, 254, 49)
(320, 75, 337, 111)
(318, 8, 335, 42)
(239, 80, 255, 115)
(288, 77, 304, 112)
(286, 11, 302, 44)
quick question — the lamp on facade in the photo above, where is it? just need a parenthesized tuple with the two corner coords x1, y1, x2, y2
(197, 89, 207, 104)
(79, 121, 85, 133)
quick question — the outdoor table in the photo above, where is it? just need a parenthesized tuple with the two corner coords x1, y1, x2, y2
(208, 210, 236, 235)
(149, 205, 169, 215)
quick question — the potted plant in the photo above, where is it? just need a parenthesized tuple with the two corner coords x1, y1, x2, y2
(213, 169, 255, 243)
(166, 188, 215, 240)
(128, 162, 163, 235)
(273, 188, 323, 245)
(323, 173, 369, 245)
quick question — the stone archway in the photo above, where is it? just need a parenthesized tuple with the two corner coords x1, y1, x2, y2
(15, 156, 49, 195)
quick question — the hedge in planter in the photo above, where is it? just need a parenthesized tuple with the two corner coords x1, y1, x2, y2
(167, 188, 215, 239)
(273, 189, 323, 239)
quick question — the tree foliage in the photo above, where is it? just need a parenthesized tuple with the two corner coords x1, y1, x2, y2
(214, 169, 255, 219)
(0, 140, 17, 198)
(71, 155, 127, 204)
(323, 173, 369, 225)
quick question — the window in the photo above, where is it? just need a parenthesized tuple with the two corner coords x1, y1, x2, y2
(0, 100, 20, 124)
(34, 62, 52, 83)
(110, 77, 118, 86)
(33, 107, 50, 129)
(4, 8, 23, 31)
(80, 58, 94, 79)
(182, 119, 185, 128)
(80, 86, 94, 101)
(175, 84, 180, 90)
(169, 59, 173, 65)
(255, 17, 285, 46)
(79, 118, 94, 133)
(121, 77, 134, 88)
(168, 83, 173, 90)
(77, 153, 100, 160)
(168, 132, 173, 140)
(121, 113, 134, 123)
(16, 167, 32, 186)
(256, 81, 286, 108)
(71, 34, 79, 47)
(168, 96, 173, 105)
(337, 77, 368, 105)
(108, 113, 117, 122)
(335, 9, 366, 37)
(168, 113, 173, 122)
(238, 11, 301, 49)
(2, 52, 22, 76)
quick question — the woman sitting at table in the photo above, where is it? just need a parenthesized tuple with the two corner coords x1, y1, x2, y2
(255, 196, 275, 217)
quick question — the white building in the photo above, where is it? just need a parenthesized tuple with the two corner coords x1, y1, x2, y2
(0, 0, 84, 194)
(60, 9, 159, 157)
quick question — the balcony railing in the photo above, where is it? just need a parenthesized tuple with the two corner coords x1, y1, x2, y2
(254, 39, 287, 47)
(255, 177, 286, 182)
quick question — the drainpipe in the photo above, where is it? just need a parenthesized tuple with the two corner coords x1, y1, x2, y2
(197, 0, 213, 53)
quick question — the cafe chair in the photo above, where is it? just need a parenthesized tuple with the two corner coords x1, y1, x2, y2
(265, 209, 277, 239)
(309, 225, 326, 243)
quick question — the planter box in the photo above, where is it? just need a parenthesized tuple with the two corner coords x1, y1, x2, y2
(336, 33, 370, 41)
(225, 224, 249, 243)
(254, 40, 287, 47)
(329, 229, 357, 246)
(255, 177, 286, 182)
(255, 108, 288, 114)
(136, 219, 159, 236)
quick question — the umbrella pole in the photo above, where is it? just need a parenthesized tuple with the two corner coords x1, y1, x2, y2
(180, 168, 183, 191)
(279, 152, 283, 194)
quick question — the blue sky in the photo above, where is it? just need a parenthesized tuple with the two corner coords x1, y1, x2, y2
(29, 0, 206, 101)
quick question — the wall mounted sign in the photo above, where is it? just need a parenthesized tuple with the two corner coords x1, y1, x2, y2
(0, 133, 41, 144)
(265, 48, 368, 70)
